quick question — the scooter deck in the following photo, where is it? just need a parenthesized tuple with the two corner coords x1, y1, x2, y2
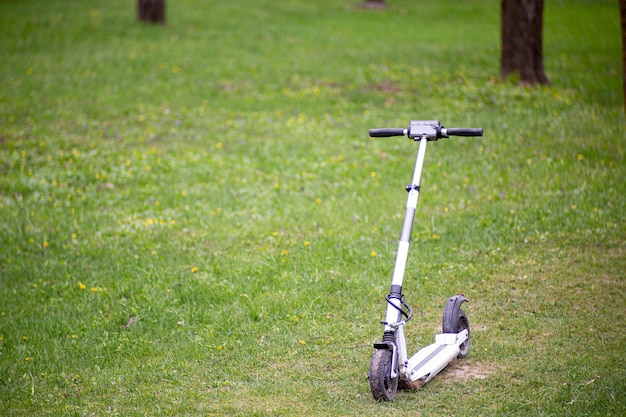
(405, 330, 468, 386)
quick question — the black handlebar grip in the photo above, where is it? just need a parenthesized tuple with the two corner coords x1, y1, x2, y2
(369, 128, 406, 138)
(445, 128, 483, 137)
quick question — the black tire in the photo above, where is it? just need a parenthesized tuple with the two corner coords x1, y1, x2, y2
(368, 349, 398, 401)
(443, 308, 470, 358)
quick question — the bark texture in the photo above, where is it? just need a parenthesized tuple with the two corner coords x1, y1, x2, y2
(363, 0, 387, 10)
(501, 0, 548, 85)
(619, 0, 626, 117)
(138, 0, 165, 24)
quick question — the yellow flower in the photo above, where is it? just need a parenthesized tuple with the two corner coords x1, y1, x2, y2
(371, 251, 377, 257)
(304, 241, 310, 247)
(191, 266, 198, 273)
(281, 249, 288, 256)
(22, 336, 28, 341)
(78, 282, 86, 290)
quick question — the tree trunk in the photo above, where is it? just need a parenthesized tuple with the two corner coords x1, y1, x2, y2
(363, 0, 387, 10)
(501, 0, 548, 85)
(138, 0, 165, 24)
(619, 0, 626, 117)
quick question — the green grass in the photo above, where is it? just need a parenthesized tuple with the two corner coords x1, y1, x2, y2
(1, 0, 624, 415)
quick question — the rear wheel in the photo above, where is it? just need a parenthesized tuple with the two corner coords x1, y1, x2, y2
(368, 349, 398, 401)
(443, 308, 470, 358)
(455, 309, 470, 358)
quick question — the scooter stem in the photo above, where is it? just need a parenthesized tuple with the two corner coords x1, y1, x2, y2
(384, 136, 428, 331)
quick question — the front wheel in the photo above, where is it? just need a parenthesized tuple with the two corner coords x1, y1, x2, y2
(368, 349, 398, 401)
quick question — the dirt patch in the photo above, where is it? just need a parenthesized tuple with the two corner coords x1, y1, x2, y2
(440, 359, 498, 381)
(399, 360, 498, 390)
(372, 80, 403, 94)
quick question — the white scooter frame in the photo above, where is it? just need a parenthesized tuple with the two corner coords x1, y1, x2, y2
(367, 120, 483, 401)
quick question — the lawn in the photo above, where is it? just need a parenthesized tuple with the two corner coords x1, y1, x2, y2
(0, 0, 624, 415)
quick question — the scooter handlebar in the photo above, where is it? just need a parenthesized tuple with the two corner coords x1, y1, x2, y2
(369, 128, 407, 137)
(369, 121, 483, 141)
(442, 128, 483, 137)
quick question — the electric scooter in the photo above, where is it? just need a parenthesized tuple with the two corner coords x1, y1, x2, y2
(367, 120, 483, 401)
